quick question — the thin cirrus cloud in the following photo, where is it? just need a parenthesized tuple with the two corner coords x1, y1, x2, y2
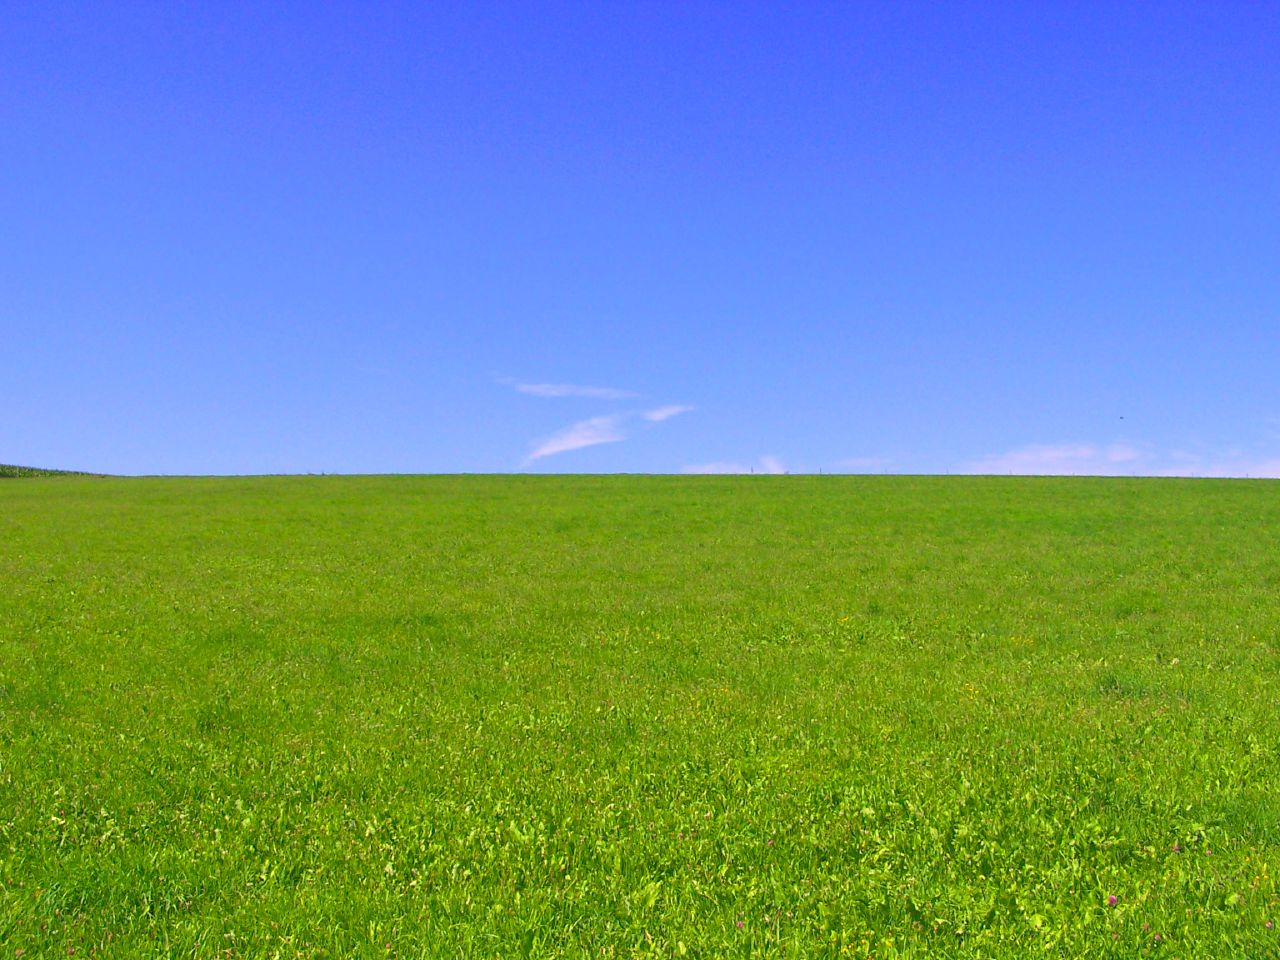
(1153, 454, 1280, 478)
(526, 415, 627, 462)
(683, 455, 787, 475)
(524, 405, 692, 463)
(643, 404, 694, 422)
(963, 442, 1280, 478)
(833, 456, 893, 472)
(510, 381, 638, 400)
(964, 443, 1142, 476)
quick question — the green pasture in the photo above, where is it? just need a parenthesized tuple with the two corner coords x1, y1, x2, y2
(1, 475, 1278, 957)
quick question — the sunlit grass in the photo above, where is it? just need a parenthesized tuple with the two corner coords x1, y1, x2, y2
(1, 474, 1278, 957)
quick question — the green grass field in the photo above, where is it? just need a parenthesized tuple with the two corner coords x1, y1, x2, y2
(2, 474, 1278, 957)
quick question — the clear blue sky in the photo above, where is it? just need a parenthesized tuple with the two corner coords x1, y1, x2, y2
(4, 2, 1277, 476)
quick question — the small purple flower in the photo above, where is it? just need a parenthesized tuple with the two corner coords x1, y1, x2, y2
(736, 920, 744, 929)
(1171, 843, 1181, 853)
(1268, 920, 1274, 930)
(1107, 895, 1119, 907)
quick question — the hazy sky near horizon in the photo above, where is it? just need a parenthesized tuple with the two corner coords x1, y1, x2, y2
(4, 2, 1278, 476)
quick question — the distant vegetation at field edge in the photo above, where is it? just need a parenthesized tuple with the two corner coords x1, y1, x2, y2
(0, 463, 98, 478)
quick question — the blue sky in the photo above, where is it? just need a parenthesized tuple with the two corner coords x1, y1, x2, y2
(3, 2, 1277, 476)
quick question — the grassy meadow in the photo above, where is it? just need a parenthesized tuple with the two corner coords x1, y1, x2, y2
(1, 474, 1279, 958)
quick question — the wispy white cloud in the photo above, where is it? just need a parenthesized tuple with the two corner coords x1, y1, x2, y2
(1152, 458, 1280, 479)
(965, 443, 1144, 476)
(965, 442, 1280, 478)
(527, 415, 627, 462)
(682, 462, 752, 474)
(509, 380, 638, 400)
(833, 456, 892, 472)
(643, 404, 694, 422)
(683, 455, 787, 475)
(759, 455, 785, 474)
(519, 394, 691, 464)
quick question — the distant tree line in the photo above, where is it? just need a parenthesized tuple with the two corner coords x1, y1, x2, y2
(0, 464, 96, 478)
